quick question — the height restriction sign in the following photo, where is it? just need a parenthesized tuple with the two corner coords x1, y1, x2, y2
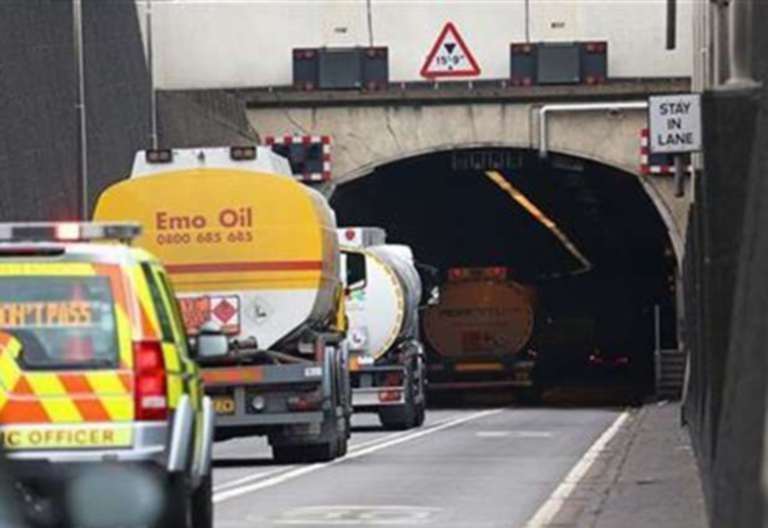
(420, 22, 481, 79)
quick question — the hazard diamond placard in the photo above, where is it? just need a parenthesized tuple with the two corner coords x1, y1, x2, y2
(420, 22, 481, 79)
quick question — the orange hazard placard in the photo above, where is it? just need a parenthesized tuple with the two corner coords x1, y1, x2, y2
(420, 22, 481, 79)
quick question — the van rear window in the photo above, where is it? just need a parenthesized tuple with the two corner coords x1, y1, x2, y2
(0, 276, 119, 370)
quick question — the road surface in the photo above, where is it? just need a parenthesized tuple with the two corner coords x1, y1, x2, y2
(212, 407, 623, 528)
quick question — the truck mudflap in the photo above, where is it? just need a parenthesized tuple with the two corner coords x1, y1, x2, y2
(201, 362, 326, 429)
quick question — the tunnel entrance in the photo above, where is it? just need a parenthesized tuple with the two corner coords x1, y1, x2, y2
(331, 148, 677, 401)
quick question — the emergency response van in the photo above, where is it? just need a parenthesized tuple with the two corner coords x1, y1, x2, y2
(0, 222, 214, 528)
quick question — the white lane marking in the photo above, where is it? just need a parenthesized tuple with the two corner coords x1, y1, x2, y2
(523, 410, 630, 527)
(476, 431, 512, 438)
(512, 431, 554, 439)
(214, 467, 295, 493)
(213, 414, 464, 493)
(272, 505, 443, 525)
(214, 409, 502, 504)
(476, 430, 553, 439)
(346, 429, 416, 452)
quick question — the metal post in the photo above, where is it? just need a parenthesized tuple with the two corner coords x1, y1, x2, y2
(725, 0, 758, 88)
(366, 0, 374, 48)
(72, 0, 88, 220)
(666, 0, 677, 50)
(146, 0, 158, 149)
(712, 0, 729, 86)
(524, 0, 531, 43)
(654, 304, 662, 398)
(674, 155, 686, 198)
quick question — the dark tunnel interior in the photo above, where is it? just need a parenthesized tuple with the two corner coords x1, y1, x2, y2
(331, 148, 678, 397)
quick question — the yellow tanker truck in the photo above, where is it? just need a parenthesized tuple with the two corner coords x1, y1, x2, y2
(94, 147, 352, 462)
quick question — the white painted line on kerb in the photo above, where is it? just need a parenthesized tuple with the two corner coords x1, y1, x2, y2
(214, 409, 502, 504)
(523, 410, 630, 528)
(213, 415, 464, 493)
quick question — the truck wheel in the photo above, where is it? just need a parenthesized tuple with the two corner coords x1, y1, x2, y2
(158, 474, 192, 528)
(303, 438, 338, 462)
(337, 416, 349, 457)
(414, 400, 426, 427)
(272, 445, 307, 464)
(191, 474, 213, 528)
(518, 387, 542, 405)
(379, 382, 416, 430)
(414, 370, 427, 427)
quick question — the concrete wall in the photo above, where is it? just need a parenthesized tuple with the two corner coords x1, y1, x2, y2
(157, 90, 258, 148)
(145, 0, 693, 89)
(683, 3, 768, 525)
(0, 0, 151, 221)
(247, 101, 691, 258)
(0, 1, 258, 221)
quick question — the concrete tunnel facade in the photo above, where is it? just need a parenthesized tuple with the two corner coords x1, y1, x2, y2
(246, 99, 692, 262)
(247, 97, 686, 395)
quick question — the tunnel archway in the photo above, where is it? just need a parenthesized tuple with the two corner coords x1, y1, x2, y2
(330, 147, 678, 397)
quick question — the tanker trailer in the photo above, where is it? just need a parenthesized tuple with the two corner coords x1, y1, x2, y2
(339, 228, 427, 430)
(423, 267, 538, 399)
(93, 147, 352, 462)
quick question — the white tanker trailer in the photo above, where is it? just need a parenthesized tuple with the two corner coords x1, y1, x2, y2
(339, 228, 428, 429)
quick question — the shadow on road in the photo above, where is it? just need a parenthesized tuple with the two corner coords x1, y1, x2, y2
(213, 457, 283, 468)
(350, 425, 388, 433)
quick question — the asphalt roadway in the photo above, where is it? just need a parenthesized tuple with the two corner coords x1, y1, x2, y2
(212, 407, 623, 528)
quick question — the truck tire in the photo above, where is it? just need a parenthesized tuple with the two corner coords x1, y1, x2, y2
(414, 366, 427, 427)
(158, 474, 192, 528)
(518, 387, 542, 405)
(303, 412, 343, 462)
(304, 439, 338, 462)
(272, 445, 306, 464)
(414, 399, 426, 427)
(379, 381, 416, 430)
(191, 474, 213, 528)
(337, 415, 349, 457)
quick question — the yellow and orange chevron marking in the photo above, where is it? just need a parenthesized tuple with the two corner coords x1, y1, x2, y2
(0, 332, 134, 424)
(0, 263, 139, 425)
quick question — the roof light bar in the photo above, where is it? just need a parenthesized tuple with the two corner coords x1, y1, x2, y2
(0, 222, 142, 244)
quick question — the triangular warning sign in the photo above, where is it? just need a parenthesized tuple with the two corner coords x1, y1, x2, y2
(420, 22, 481, 79)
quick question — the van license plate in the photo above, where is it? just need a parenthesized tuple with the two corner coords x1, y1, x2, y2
(213, 396, 236, 415)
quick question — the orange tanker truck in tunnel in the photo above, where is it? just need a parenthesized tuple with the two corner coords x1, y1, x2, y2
(422, 267, 540, 400)
(93, 146, 353, 463)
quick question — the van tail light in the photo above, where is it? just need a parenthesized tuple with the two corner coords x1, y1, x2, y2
(133, 340, 168, 421)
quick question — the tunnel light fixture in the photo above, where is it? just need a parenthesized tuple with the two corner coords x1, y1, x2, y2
(484, 171, 592, 275)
